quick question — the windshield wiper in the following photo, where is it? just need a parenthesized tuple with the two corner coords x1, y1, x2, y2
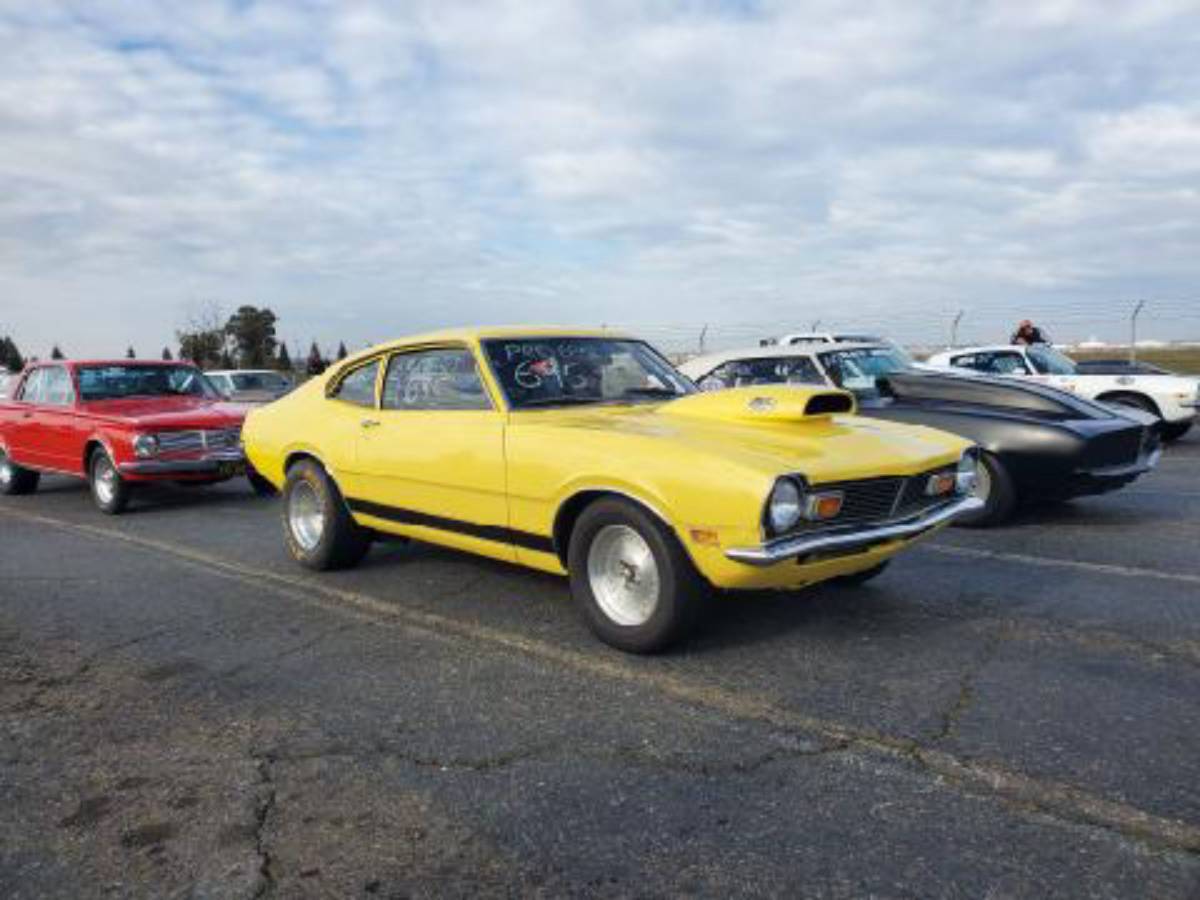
(517, 395, 604, 408)
(621, 387, 681, 400)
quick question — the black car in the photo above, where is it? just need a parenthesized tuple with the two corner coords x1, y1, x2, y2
(681, 344, 1161, 526)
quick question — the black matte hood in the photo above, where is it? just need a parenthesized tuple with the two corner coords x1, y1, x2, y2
(877, 371, 1117, 420)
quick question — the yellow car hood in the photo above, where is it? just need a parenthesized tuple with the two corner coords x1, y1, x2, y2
(517, 385, 967, 484)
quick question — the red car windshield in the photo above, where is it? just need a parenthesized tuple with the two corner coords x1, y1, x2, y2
(77, 365, 219, 401)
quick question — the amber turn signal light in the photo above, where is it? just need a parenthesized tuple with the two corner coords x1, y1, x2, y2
(804, 491, 844, 521)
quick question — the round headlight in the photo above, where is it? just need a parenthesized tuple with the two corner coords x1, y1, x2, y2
(767, 478, 803, 534)
(955, 448, 979, 495)
(133, 434, 160, 459)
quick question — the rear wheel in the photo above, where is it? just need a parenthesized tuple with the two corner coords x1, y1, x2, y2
(282, 459, 371, 570)
(90, 449, 131, 515)
(957, 451, 1016, 528)
(0, 449, 40, 496)
(567, 497, 707, 653)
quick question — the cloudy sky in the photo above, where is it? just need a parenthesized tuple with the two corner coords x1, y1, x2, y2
(1, 0, 1198, 358)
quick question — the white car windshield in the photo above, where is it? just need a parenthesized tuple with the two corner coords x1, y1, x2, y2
(819, 347, 911, 394)
(1026, 346, 1078, 375)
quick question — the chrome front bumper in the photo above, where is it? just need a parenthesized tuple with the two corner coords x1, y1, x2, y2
(119, 450, 244, 477)
(725, 495, 985, 567)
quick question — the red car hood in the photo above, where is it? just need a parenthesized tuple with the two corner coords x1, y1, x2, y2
(82, 397, 249, 430)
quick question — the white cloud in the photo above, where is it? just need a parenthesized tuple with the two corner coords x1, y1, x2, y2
(0, 0, 1198, 357)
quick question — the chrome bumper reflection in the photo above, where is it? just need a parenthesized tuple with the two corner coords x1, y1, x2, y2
(725, 495, 985, 567)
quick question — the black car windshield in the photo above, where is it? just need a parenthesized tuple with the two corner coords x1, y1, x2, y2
(819, 347, 912, 395)
(482, 337, 694, 409)
(1026, 345, 1078, 375)
(77, 365, 219, 401)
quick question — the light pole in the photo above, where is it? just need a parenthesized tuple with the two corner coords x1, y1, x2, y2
(1130, 300, 1146, 363)
(951, 310, 964, 347)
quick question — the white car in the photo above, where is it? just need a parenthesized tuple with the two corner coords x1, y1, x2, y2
(772, 331, 886, 346)
(205, 369, 294, 404)
(925, 344, 1198, 441)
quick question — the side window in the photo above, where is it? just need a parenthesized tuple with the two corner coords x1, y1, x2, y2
(17, 369, 46, 403)
(950, 354, 980, 371)
(41, 367, 75, 406)
(986, 352, 1030, 375)
(331, 359, 380, 407)
(382, 348, 491, 411)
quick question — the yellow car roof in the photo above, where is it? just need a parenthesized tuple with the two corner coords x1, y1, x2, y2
(333, 326, 637, 371)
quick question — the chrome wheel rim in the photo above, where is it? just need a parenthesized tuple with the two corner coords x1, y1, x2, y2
(93, 458, 117, 505)
(288, 481, 325, 551)
(587, 524, 660, 627)
(972, 457, 992, 504)
(0, 454, 11, 487)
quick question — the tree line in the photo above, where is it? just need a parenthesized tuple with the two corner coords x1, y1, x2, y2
(3, 306, 352, 376)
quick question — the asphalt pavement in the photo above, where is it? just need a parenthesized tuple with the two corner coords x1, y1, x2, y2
(2, 432, 1199, 898)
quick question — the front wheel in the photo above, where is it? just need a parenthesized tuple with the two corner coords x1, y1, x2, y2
(567, 498, 707, 654)
(0, 449, 40, 496)
(1161, 421, 1192, 443)
(282, 459, 371, 570)
(90, 449, 131, 515)
(956, 451, 1017, 528)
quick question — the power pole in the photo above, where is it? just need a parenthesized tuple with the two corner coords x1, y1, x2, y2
(1130, 300, 1146, 362)
(699, 324, 708, 355)
(951, 310, 964, 347)
(810, 318, 821, 333)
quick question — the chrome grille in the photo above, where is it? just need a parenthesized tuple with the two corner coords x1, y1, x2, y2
(155, 426, 242, 457)
(781, 466, 957, 537)
(811, 476, 904, 527)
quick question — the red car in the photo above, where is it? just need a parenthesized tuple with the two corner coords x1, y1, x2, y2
(0, 359, 272, 513)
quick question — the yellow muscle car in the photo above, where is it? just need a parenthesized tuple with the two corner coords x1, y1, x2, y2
(242, 327, 982, 652)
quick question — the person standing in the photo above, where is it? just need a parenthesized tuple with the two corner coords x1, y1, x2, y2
(1011, 319, 1050, 345)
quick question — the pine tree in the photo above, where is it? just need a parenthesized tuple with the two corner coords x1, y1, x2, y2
(126, 346, 137, 359)
(162, 347, 173, 361)
(306, 341, 326, 377)
(50, 345, 65, 360)
(277, 341, 292, 372)
(1, 336, 24, 371)
(336, 341, 348, 361)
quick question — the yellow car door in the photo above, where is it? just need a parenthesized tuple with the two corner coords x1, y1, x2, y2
(350, 345, 515, 563)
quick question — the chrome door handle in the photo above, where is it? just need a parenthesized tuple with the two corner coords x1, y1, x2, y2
(360, 419, 381, 429)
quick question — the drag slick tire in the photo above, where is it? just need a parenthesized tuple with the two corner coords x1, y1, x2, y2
(0, 449, 40, 496)
(957, 451, 1016, 528)
(567, 497, 706, 654)
(90, 449, 131, 515)
(282, 459, 371, 570)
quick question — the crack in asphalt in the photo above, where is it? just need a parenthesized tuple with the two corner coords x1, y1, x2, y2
(931, 635, 1002, 745)
(4, 507, 1200, 858)
(252, 753, 278, 899)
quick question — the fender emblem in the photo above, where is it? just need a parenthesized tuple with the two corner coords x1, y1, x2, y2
(748, 396, 776, 412)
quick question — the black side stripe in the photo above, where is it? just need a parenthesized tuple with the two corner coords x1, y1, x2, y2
(347, 498, 556, 554)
